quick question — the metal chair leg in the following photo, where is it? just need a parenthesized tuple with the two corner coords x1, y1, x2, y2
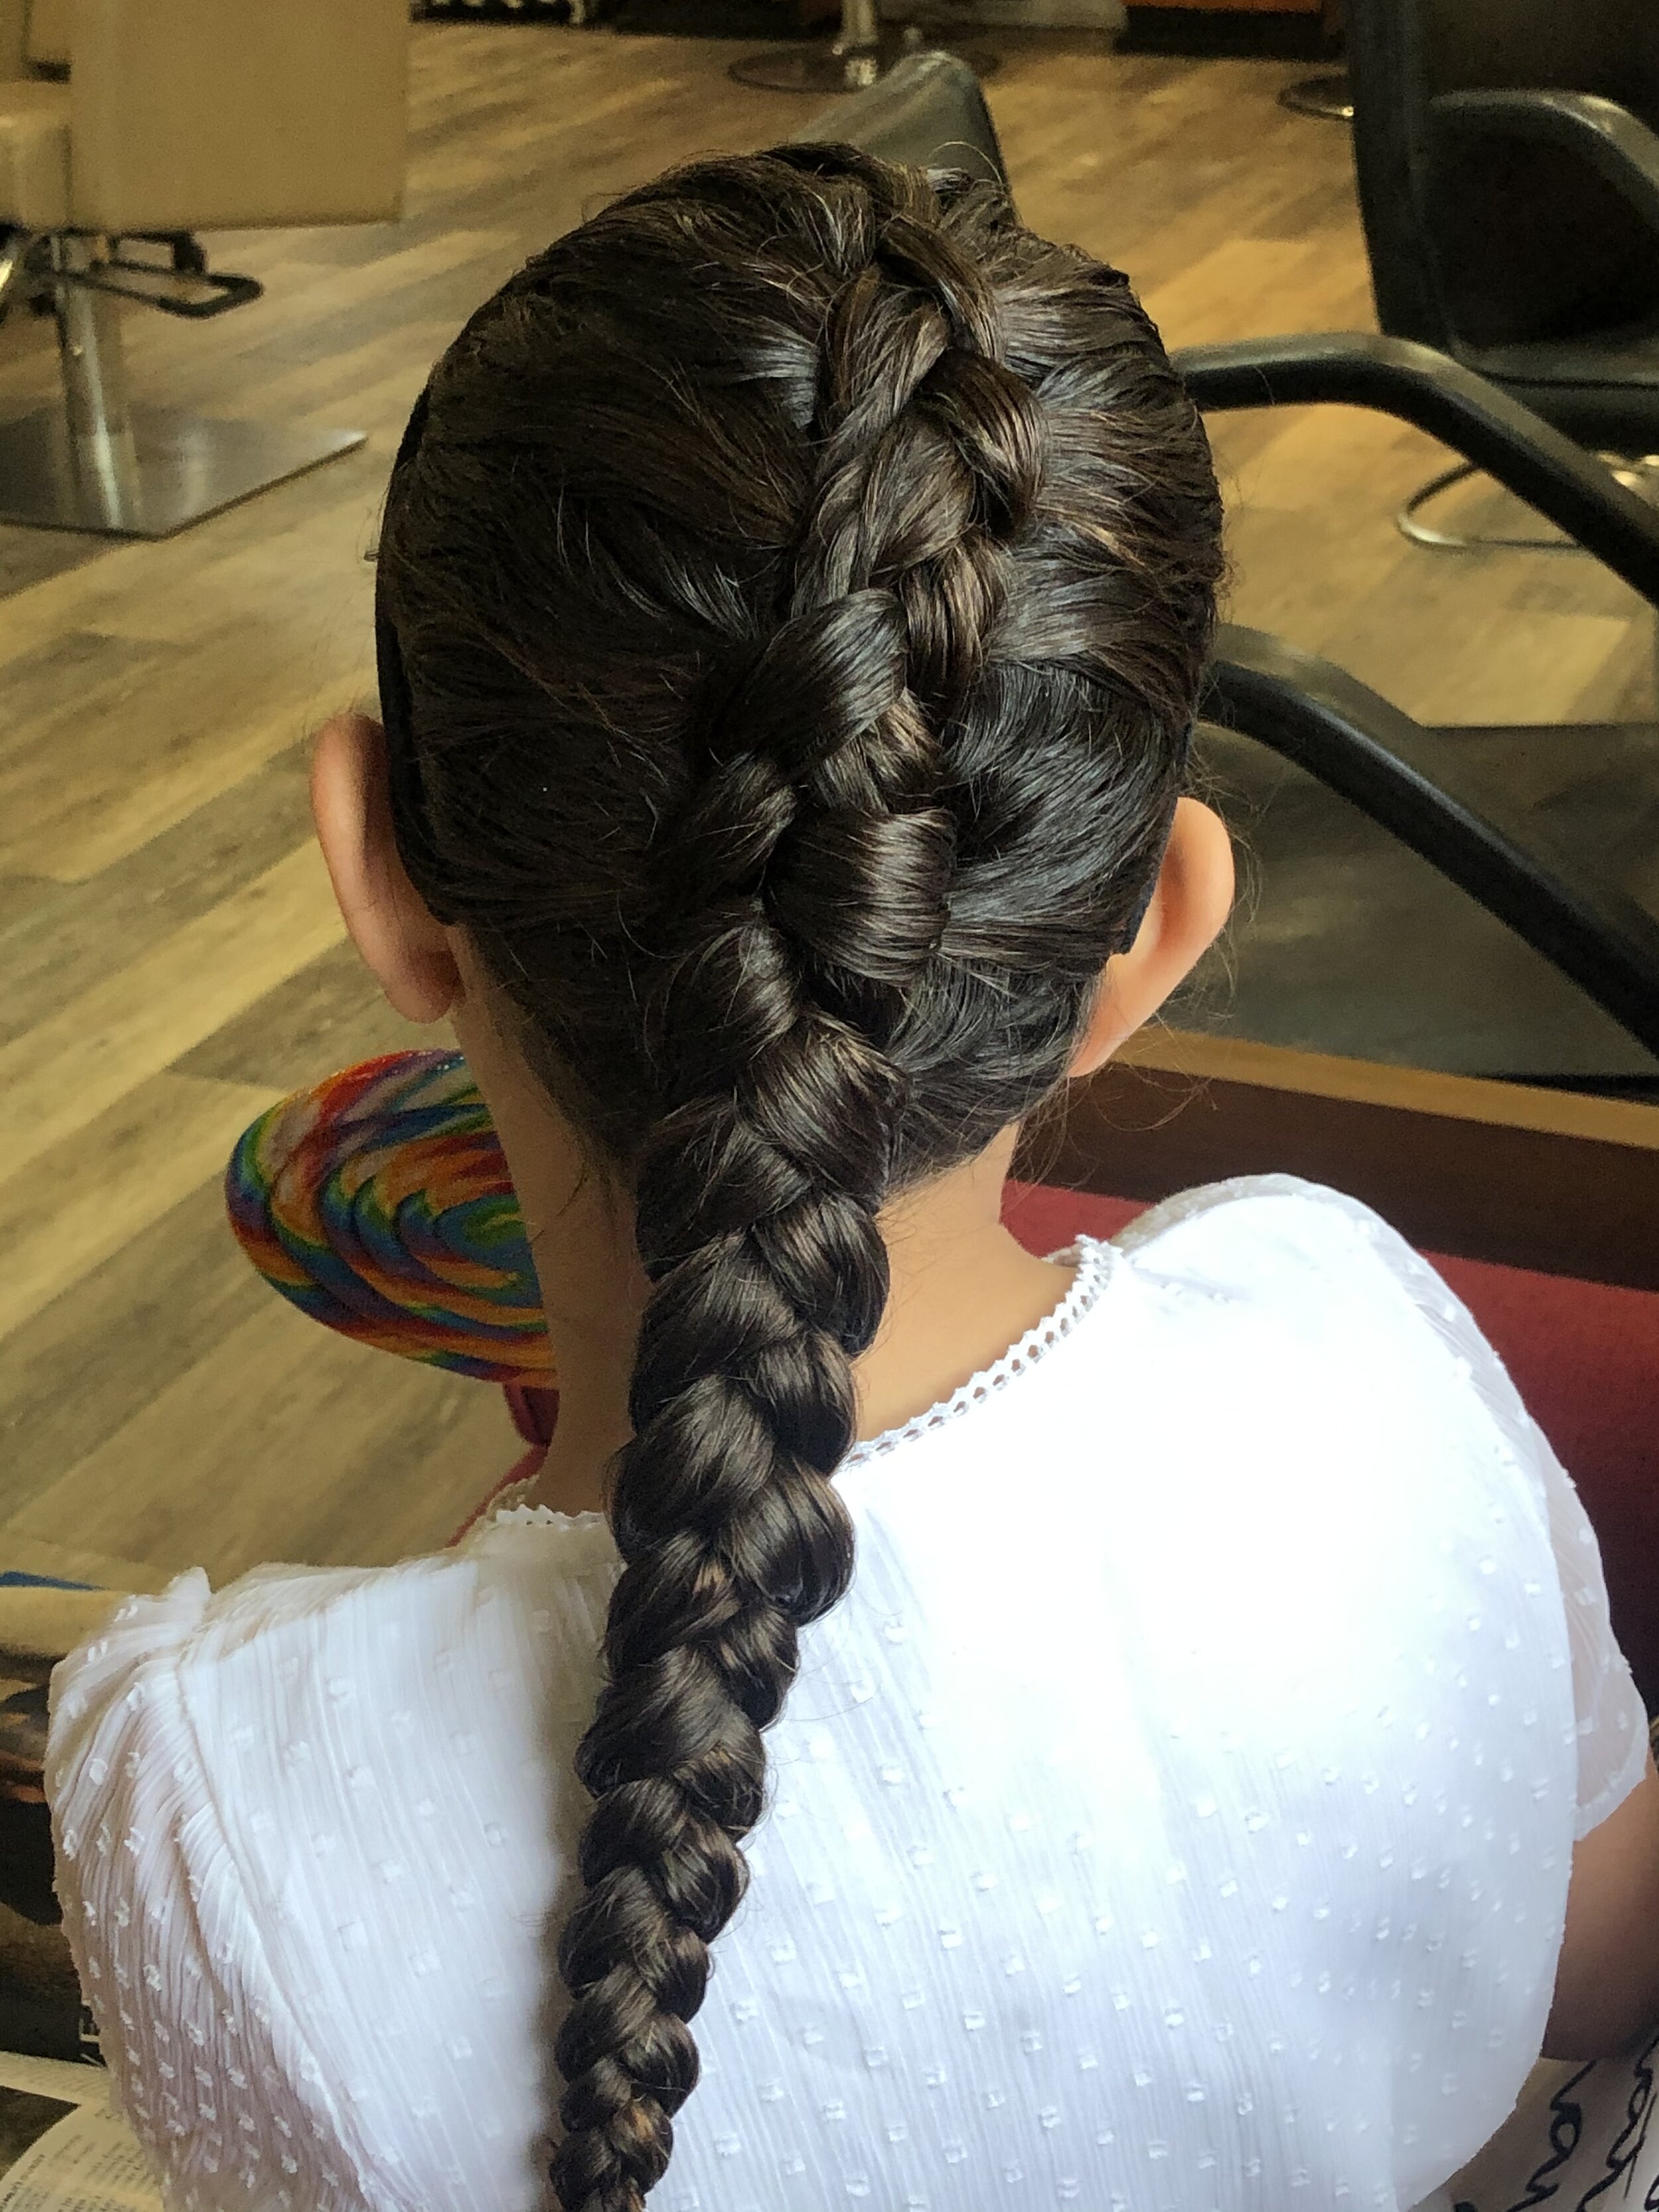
(51, 234, 143, 531)
(1277, 71, 1353, 120)
(1396, 458, 1583, 552)
(1398, 452, 1659, 554)
(729, 0, 996, 92)
(1398, 449, 1659, 709)
(0, 226, 31, 321)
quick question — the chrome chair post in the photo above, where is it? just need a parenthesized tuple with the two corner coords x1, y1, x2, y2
(51, 234, 143, 531)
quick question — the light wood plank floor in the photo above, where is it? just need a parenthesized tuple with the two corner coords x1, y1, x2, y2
(1, 23, 1652, 1591)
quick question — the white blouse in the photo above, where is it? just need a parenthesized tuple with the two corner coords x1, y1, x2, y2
(46, 1177, 1648, 2212)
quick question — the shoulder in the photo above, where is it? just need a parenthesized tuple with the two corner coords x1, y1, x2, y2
(1108, 1172, 1456, 1328)
(62, 1511, 618, 1667)
(48, 1552, 470, 1729)
(1110, 1171, 1408, 1280)
(1103, 1173, 1562, 1507)
(48, 1518, 619, 1817)
(1101, 1172, 1527, 1414)
(44, 1557, 464, 1877)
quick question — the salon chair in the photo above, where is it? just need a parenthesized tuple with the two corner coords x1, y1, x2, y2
(1344, 0, 1659, 543)
(0, 0, 67, 76)
(0, 0, 409, 536)
(1174, 334, 1659, 1095)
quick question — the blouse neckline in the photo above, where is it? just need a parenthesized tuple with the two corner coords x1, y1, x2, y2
(491, 1236, 1117, 1530)
(840, 1236, 1115, 1469)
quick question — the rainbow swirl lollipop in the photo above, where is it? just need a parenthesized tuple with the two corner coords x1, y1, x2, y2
(225, 1050, 553, 1384)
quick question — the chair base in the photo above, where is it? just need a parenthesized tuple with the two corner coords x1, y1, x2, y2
(729, 31, 997, 89)
(1397, 458, 1582, 552)
(1277, 71, 1352, 121)
(0, 404, 364, 538)
(1397, 453, 1659, 553)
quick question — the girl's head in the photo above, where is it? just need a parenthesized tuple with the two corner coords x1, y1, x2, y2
(320, 144, 1227, 2211)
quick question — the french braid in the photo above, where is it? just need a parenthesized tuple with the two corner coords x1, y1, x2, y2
(377, 145, 1222, 2212)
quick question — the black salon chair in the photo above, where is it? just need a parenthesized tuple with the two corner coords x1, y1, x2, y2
(799, 56, 1659, 1095)
(1345, 0, 1659, 543)
(1173, 334, 1659, 1091)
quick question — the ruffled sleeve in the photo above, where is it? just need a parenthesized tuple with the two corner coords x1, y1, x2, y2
(1340, 1197, 1654, 1842)
(46, 1574, 375, 2212)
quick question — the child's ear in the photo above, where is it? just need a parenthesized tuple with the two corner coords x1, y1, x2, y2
(310, 711, 461, 1024)
(1066, 797, 1235, 1080)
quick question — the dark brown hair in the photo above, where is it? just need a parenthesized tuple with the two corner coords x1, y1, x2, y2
(375, 142, 1222, 2212)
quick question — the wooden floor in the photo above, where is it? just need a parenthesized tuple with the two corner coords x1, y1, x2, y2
(1, 23, 1653, 1594)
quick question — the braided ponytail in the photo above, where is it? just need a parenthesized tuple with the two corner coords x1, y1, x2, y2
(377, 145, 1222, 2212)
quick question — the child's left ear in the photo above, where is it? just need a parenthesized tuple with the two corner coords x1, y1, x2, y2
(310, 711, 462, 1024)
(1066, 797, 1236, 1079)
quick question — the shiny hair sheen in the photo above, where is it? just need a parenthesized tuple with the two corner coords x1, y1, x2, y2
(374, 142, 1224, 2212)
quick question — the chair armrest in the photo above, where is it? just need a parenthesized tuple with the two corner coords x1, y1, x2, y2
(1204, 623, 1659, 1062)
(70, 0, 408, 236)
(1173, 331, 1659, 611)
(1429, 88, 1659, 240)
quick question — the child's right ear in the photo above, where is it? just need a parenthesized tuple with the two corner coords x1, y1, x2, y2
(310, 711, 461, 1025)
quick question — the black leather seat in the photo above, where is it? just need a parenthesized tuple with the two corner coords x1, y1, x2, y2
(1346, 0, 1659, 458)
(789, 47, 1007, 185)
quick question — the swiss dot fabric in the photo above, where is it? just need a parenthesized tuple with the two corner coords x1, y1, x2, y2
(46, 1178, 1648, 2212)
